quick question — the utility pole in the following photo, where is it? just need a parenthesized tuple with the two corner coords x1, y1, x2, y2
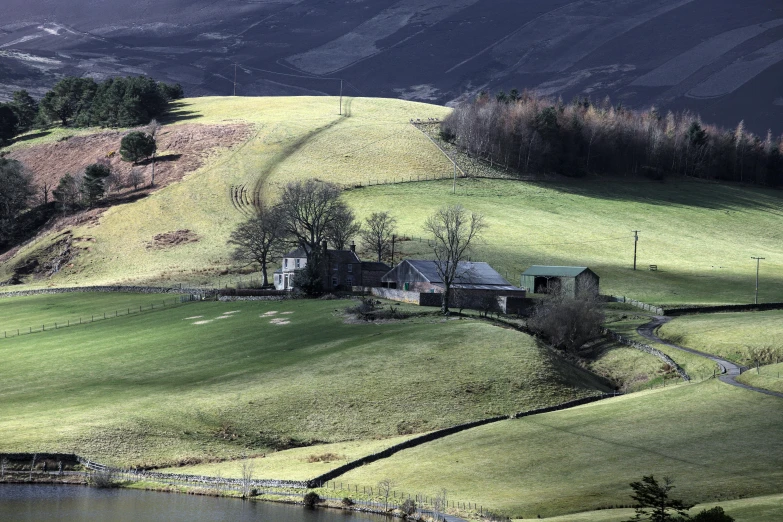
(632, 230, 640, 270)
(339, 80, 343, 115)
(391, 234, 396, 266)
(233, 63, 238, 96)
(751, 256, 765, 304)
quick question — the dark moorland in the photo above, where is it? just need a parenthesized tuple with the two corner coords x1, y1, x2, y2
(2, 0, 783, 133)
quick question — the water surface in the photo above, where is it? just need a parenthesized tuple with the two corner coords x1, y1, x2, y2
(0, 484, 389, 522)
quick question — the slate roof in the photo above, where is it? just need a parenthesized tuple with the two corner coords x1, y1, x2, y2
(392, 260, 514, 287)
(283, 247, 308, 258)
(327, 250, 361, 264)
(521, 266, 592, 277)
(361, 261, 392, 272)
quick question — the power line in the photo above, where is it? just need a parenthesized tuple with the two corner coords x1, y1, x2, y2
(751, 256, 766, 304)
(632, 230, 640, 271)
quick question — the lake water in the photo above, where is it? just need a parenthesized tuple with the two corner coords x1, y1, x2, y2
(0, 484, 390, 522)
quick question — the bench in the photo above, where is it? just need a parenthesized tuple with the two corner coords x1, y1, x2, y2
(649, 265, 658, 271)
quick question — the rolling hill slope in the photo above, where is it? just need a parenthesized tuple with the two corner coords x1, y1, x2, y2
(3, 96, 783, 306)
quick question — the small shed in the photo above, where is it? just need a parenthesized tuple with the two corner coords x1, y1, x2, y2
(520, 266, 599, 298)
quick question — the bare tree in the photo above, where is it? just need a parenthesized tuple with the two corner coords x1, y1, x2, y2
(423, 205, 486, 314)
(239, 458, 255, 498)
(326, 206, 361, 250)
(377, 478, 395, 511)
(147, 119, 161, 186)
(360, 211, 397, 262)
(228, 204, 287, 287)
(127, 168, 144, 191)
(279, 179, 348, 254)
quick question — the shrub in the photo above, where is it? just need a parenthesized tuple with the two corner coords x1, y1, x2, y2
(399, 498, 416, 516)
(303, 491, 321, 507)
(691, 506, 735, 522)
(88, 469, 117, 488)
(342, 497, 354, 506)
(120, 131, 157, 164)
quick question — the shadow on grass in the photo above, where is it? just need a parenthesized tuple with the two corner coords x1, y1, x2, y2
(160, 101, 202, 124)
(11, 130, 52, 144)
(137, 153, 182, 166)
(536, 179, 783, 213)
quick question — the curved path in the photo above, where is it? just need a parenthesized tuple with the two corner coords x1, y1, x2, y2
(637, 316, 783, 399)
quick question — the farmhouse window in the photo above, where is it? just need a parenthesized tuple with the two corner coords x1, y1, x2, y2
(296, 258, 301, 268)
(347, 264, 353, 273)
(332, 277, 338, 287)
(347, 276, 354, 287)
(333, 263, 339, 271)
(284, 259, 288, 268)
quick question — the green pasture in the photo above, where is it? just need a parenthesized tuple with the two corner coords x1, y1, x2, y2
(344, 178, 783, 306)
(0, 292, 181, 336)
(0, 297, 607, 467)
(659, 311, 783, 366)
(737, 362, 783, 393)
(159, 435, 418, 480)
(603, 314, 718, 381)
(338, 380, 783, 519)
(539, 493, 783, 522)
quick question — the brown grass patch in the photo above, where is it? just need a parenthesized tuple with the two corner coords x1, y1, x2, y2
(306, 452, 344, 463)
(145, 229, 200, 250)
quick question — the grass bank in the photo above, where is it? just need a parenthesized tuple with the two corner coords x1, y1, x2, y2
(338, 380, 783, 519)
(0, 297, 608, 468)
(659, 310, 783, 366)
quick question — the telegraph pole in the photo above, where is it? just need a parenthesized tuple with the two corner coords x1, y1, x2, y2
(452, 154, 457, 194)
(339, 80, 343, 115)
(632, 230, 640, 270)
(233, 63, 238, 96)
(751, 256, 765, 304)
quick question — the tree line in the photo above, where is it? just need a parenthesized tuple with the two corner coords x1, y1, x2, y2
(0, 75, 183, 144)
(440, 91, 783, 187)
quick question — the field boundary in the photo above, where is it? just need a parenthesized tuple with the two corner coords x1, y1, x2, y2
(607, 295, 665, 315)
(307, 394, 616, 487)
(664, 302, 783, 316)
(0, 285, 212, 298)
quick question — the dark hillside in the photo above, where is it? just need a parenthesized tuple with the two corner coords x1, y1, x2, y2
(1, 0, 782, 133)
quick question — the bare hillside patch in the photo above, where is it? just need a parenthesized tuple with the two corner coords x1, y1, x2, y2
(145, 229, 200, 250)
(8, 123, 252, 195)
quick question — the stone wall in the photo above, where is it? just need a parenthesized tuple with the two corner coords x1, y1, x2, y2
(0, 286, 210, 299)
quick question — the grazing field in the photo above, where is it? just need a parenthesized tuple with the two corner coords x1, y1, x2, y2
(0, 297, 608, 468)
(159, 435, 419, 481)
(338, 380, 783, 519)
(540, 493, 783, 522)
(659, 311, 783, 366)
(737, 362, 783, 393)
(0, 292, 182, 336)
(603, 315, 718, 381)
(345, 178, 783, 306)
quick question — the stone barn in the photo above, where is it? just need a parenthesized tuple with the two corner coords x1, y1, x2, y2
(520, 266, 599, 298)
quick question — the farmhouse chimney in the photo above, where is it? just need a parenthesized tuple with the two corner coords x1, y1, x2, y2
(322, 240, 328, 256)
(350, 241, 356, 253)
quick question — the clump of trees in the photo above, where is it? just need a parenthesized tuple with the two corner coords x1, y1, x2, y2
(0, 157, 35, 247)
(0, 76, 182, 144)
(441, 91, 783, 186)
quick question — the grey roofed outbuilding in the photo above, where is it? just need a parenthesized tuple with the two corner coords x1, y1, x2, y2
(383, 260, 518, 290)
(521, 266, 592, 277)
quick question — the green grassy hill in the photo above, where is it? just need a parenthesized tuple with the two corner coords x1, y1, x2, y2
(3, 97, 782, 305)
(659, 311, 783, 365)
(0, 294, 608, 467)
(337, 380, 783, 519)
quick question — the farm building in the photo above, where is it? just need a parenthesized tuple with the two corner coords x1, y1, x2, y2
(520, 266, 599, 298)
(274, 242, 390, 292)
(381, 260, 521, 293)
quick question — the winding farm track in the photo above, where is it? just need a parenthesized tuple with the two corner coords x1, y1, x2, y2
(637, 316, 783, 399)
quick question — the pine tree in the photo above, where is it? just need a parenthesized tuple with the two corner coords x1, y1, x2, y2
(81, 164, 112, 207)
